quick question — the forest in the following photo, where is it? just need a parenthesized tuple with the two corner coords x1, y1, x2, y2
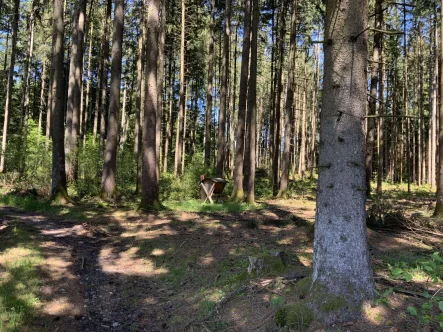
(1, 0, 443, 330)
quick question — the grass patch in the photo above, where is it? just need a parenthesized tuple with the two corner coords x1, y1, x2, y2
(0, 223, 43, 331)
(163, 199, 263, 213)
(0, 194, 87, 221)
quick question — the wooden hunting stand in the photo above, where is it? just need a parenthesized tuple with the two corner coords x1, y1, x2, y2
(199, 176, 228, 204)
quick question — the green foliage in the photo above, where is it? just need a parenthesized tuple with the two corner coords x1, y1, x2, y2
(373, 288, 394, 306)
(387, 252, 443, 329)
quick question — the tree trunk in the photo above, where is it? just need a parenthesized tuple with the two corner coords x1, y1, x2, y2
(244, 0, 258, 204)
(101, 0, 124, 197)
(216, 0, 231, 178)
(134, 16, 144, 192)
(0, 0, 19, 173)
(431, 10, 438, 189)
(434, 1, 443, 217)
(163, 56, 174, 173)
(140, 0, 161, 209)
(38, 61, 47, 144)
(204, 0, 215, 168)
(277, 0, 297, 198)
(174, 0, 186, 176)
(157, 0, 166, 178)
(50, 0, 69, 202)
(20, 6, 36, 174)
(271, 0, 286, 195)
(298, 76, 307, 178)
(83, 16, 94, 146)
(230, 0, 252, 202)
(312, 0, 374, 322)
(377, 49, 385, 194)
(229, 26, 238, 177)
(365, 0, 382, 196)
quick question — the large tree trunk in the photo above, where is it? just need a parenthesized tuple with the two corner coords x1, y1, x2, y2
(216, 0, 231, 178)
(0, 0, 19, 173)
(101, 0, 124, 197)
(277, 0, 297, 198)
(230, 0, 252, 202)
(312, 0, 374, 322)
(365, 0, 382, 196)
(140, 0, 161, 210)
(244, 0, 258, 204)
(50, 0, 69, 202)
(174, 0, 186, 176)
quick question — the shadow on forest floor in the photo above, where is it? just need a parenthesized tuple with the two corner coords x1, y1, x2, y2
(0, 190, 441, 331)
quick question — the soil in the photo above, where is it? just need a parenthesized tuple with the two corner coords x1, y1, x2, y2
(0, 198, 438, 331)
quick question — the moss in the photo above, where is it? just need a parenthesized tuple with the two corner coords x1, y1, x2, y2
(262, 255, 287, 276)
(295, 276, 312, 298)
(319, 294, 347, 312)
(275, 302, 313, 330)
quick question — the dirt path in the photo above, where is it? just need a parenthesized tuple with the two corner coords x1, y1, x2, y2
(0, 207, 166, 332)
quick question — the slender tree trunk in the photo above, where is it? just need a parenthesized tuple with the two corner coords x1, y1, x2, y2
(119, 80, 127, 149)
(229, 26, 238, 177)
(271, 0, 287, 195)
(244, 0, 258, 204)
(230, 0, 252, 202)
(312, 0, 374, 321)
(278, 0, 297, 198)
(157, 0, 166, 178)
(0, 0, 19, 173)
(377, 49, 385, 194)
(163, 56, 174, 173)
(298, 76, 307, 178)
(431, 10, 438, 189)
(84, 17, 94, 146)
(365, 0, 382, 196)
(216, 0, 231, 178)
(434, 1, 443, 217)
(204, 0, 215, 168)
(134, 18, 144, 192)
(38, 61, 47, 144)
(101, 0, 124, 197)
(50, 0, 69, 202)
(20, 7, 36, 174)
(174, 0, 186, 176)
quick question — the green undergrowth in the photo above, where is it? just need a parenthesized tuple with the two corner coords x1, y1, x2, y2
(0, 193, 88, 221)
(0, 223, 43, 332)
(163, 199, 264, 213)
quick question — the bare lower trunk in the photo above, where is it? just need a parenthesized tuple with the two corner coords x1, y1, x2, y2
(312, 0, 374, 322)
(157, 0, 165, 178)
(174, 0, 186, 176)
(277, 0, 297, 198)
(101, 0, 124, 197)
(216, 0, 231, 178)
(50, 0, 69, 202)
(230, 0, 252, 202)
(140, 0, 161, 210)
(38, 61, 47, 144)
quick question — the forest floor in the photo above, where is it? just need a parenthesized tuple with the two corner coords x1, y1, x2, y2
(0, 185, 442, 331)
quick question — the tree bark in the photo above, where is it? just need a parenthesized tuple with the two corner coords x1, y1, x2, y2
(244, 0, 258, 204)
(174, 0, 186, 176)
(140, 0, 161, 209)
(216, 0, 231, 178)
(38, 61, 47, 144)
(0, 0, 19, 173)
(157, 0, 166, 178)
(50, 0, 69, 202)
(83, 16, 94, 146)
(20, 6, 36, 174)
(277, 0, 297, 198)
(101, 0, 124, 197)
(365, 0, 382, 196)
(230, 0, 252, 202)
(312, 0, 374, 322)
(434, 1, 443, 217)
